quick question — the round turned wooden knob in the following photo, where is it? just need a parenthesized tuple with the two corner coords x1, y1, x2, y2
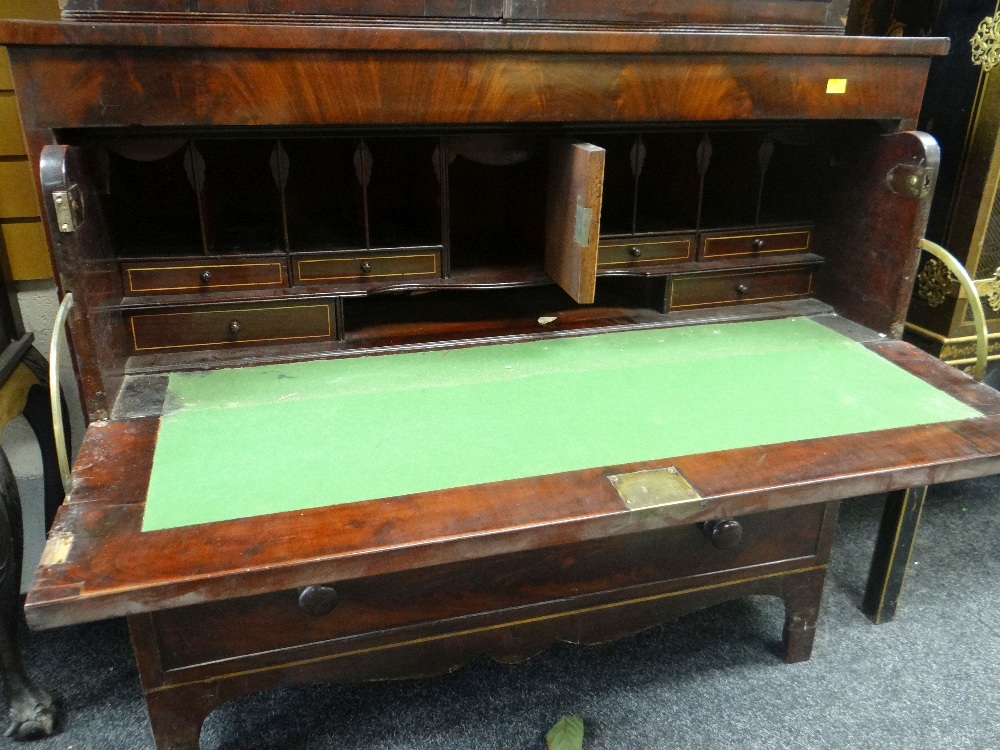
(735, 283, 750, 295)
(200, 270, 213, 284)
(703, 519, 743, 550)
(228, 320, 241, 336)
(360, 261, 373, 274)
(752, 238, 765, 251)
(298, 585, 339, 617)
(629, 246, 643, 258)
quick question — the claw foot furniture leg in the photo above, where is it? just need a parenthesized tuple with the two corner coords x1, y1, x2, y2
(0, 447, 56, 740)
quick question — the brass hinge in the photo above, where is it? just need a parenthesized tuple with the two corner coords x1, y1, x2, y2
(51, 189, 81, 233)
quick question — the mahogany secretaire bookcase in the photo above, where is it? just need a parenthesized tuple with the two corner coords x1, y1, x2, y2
(4, 2, 1000, 748)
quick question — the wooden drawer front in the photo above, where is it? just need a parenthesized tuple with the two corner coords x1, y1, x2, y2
(668, 266, 815, 310)
(152, 503, 830, 671)
(598, 235, 693, 268)
(128, 303, 334, 352)
(123, 260, 288, 295)
(700, 228, 811, 260)
(295, 251, 439, 284)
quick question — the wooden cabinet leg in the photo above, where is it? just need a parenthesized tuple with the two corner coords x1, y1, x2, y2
(781, 567, 827, 664)
(862, 486, 928, 625)
(145, 684, 218, 750)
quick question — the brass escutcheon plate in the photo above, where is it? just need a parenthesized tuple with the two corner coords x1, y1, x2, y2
(608, 467, 704, 513)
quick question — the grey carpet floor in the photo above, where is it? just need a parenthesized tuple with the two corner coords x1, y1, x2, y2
(7, 476, 1000, 750)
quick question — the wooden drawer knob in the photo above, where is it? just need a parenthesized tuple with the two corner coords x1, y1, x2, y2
(228, 320, 241, 336)
(735, 283, 750, 296)
(200, 270, 213, 284)
(752, 238, 765, 250)
(702, 519, 743, 550)
(298, 585, 339, 617)
(629, 246, 642, 258)
(360, 261, 373, 274)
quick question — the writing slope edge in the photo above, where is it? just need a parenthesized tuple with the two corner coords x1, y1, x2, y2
(545, 140, 605, 304)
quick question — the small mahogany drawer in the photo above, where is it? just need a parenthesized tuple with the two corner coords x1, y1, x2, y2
(127, 302, 335, 352)
(666, 265, 816, 311)
(294, 250, 440, 284)
(598, 235, 693, 268)
(122, 259, 288, 296)
(699, 227, 811, 260)
(149, 502, 832, 671)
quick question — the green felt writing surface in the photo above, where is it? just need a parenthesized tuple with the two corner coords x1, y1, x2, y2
(141, 318, 981, 531)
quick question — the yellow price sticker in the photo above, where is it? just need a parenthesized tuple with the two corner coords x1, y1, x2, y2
(826, 78, 848, 94)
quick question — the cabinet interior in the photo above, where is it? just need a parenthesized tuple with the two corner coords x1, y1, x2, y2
(66, 120, 884, 373)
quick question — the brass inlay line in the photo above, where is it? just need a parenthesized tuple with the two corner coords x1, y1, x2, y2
(127, 262, 286, 293)
(297, 253, 438, 282)
(669, 270, 814, 310)
(148, 564, 827, 693)
(130, 304, 333, 352)
(703, 230, 811, 258)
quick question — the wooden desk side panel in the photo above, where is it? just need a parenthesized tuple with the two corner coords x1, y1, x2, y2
(37, 144, 129, 420)
(813, 131, 939, 337)
(7, 48, 929, 130)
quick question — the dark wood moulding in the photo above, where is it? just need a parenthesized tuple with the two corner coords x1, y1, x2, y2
(57, 0, 850, 34)
(0, 20, 949, 55)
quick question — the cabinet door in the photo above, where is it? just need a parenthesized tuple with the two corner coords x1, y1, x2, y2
(545, 141, 605, 304)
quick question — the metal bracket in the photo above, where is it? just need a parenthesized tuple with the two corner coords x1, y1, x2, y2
(886, 163, 932, 198)
(51, 187, 82, 233)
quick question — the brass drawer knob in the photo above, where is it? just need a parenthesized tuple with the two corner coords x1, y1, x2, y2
(752, 238, 765, 251)
(629, 246, 643, 258)
(298, 584, 339, 617)
(228, 320, 241, 336)
(735, 283, 750, 296)
(702, 519, 743, 550)
(360, 261, 373, 274)
(200, 270, 213, 284)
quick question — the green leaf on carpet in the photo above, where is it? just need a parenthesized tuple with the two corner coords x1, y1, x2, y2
(546, 715, 584, 750)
